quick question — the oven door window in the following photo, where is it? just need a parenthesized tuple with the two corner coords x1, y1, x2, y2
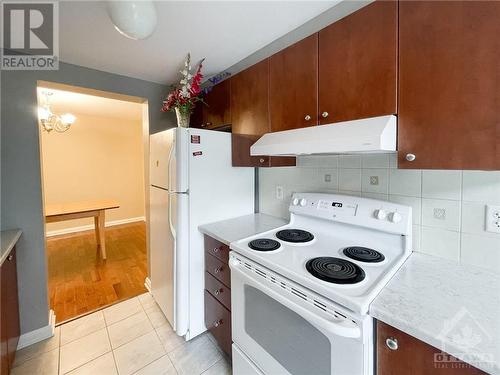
(244, 285, 331, 375)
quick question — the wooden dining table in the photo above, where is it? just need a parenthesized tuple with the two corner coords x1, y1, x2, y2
(45, 200, 120, 259)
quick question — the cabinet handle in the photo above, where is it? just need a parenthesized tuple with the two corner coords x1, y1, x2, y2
(304, 115, 311, 121)
(321, 112, 329, 118)
(7, 254, 13, 261)
(214, 266, 223, 274)
(214, 288, 222, 295)
(259, 158, 265, 163)
(386, 337, 398, 351)
(214, 319, 222, 327)
(206, 122, 212, 126)
(405, 153, 416, 162)
(213, 247, 219, 253)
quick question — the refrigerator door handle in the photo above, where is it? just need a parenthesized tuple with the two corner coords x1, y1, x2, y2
(168, 193, 176, 240)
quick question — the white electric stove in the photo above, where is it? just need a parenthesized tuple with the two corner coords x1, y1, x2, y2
(229, 193, 412, 375)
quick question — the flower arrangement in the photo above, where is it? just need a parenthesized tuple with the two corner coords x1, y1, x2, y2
(162, 53, 205, 127)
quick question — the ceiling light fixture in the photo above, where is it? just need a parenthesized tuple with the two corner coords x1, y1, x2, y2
(106, 1, 157, 40)
(38, 91, 76, 133)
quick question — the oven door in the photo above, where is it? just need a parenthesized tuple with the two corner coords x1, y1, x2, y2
(230, 253, 371, 375)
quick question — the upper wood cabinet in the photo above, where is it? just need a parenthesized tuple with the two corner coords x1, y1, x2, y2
(270, 34, 318, 131)
(377, 321, 486, 375)
(190, 80, 231, 130)
(231, 59, 295, 167)
(318, 1, 397, 124)
(398, 1, 500, 170)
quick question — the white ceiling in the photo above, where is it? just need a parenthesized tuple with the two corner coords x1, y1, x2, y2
(37, 87, 143, 121)
(59, 1, 338, 84)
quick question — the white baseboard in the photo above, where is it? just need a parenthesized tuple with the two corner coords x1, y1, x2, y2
(46, 216, 146, 237)
(17, 310, 56, 350)
(144, 277, 151, 293)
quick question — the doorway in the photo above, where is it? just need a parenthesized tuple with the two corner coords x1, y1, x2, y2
(37, 82, 150, 324)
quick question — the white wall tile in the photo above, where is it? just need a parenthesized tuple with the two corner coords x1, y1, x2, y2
(461, 201, 490, 236)
(362, 154, 390, 169)
(420, 227, 460, 261)
(422, 170, 462, 200)
(338, 190, 362, 197)
(339, 155, 361, 168)
(422, 198, 461, 231)
(318, 169, 339, 191)
(297, 155, 338, 168)
(388, 153, 398, 169)
(339, 168, 361, 191)
(412, 225, 421, 252)
(461, 233, 500, 273)
(389, 195, 422, 225)
(362, 192, 389, 201)
(389, 169, 422, 197)
(361, 169, 389, 194)
(463, 171, 500, 204)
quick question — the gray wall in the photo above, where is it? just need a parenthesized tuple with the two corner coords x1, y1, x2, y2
(1, 62, 173, 334)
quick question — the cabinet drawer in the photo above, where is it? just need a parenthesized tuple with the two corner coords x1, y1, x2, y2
(205, 272, 231, 310)
(204, 235, 230, 264)
(205, 252, 231, 288)
(204, 290, 231, 357)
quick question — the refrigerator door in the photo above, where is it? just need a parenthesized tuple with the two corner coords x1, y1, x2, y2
(149, 186, 175, 327)
(169, 128, 189, 193)
(150, 130, 174, 190)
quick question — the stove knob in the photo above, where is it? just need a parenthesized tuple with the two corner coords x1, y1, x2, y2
(374, 209, 387, 220)
(292, 198, 299, 206)
(299, 198, 307, 207)
(389, 212, 402, 223)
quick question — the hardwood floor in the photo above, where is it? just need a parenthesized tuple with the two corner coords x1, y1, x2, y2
(46, 222, 148, 323)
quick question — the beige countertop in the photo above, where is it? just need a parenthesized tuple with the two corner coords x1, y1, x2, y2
(1, 229, 22, 266)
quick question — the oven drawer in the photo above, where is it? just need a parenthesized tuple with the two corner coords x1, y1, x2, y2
(205, 290, 232, 356)
(204, 235, 230, 263)
(205, 272, 231, 310)
(205, 252, 231, 287)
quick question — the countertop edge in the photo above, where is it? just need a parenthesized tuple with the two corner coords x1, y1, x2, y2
(0, 229, 22, 266)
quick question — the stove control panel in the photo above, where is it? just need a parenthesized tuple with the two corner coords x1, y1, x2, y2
(289, 193, 412, 235)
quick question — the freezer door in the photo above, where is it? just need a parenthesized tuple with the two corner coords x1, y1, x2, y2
(149, 186, 175, 327)
(150, 130, 174, 190)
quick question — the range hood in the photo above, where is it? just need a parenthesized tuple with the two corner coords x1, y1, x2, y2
(250, 115, 397, 156)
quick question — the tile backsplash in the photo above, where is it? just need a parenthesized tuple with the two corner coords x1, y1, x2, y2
(258, 154, 500, 273)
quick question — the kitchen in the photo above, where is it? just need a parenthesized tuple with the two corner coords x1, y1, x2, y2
(1, 1, 499, 375)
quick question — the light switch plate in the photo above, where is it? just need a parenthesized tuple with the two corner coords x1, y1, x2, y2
(276, 185, 284, 201)
(485, 205, 500, 233)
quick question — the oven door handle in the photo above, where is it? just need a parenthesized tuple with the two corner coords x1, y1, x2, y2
(231, 264, 361, 339)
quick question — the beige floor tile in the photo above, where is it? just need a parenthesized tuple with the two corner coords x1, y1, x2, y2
(168, 334, 221, 375)
(61, 311, 106, 345)
(13, 327, 60, 366)
(11, 347, 59, 375)
(108, 311, 154, 349)
(133, 354, 177, 375)
(104, 298, 143, 326)
(155, 323, 185, 353)
(137, 293, 156, 310)
(202, 358, 232, 375)
(113, 331, 165, 375)
(60, 328, 111, 374)
(66, 352, 117, 375)
(144, 304, 168, 329)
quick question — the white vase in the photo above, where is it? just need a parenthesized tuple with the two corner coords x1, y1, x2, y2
(175, 107, 190, 128)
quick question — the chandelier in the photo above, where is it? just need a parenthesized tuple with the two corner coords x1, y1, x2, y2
(38, 91, 76, 133)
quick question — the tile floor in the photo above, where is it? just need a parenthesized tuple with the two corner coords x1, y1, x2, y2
(12, 293, 232, 375)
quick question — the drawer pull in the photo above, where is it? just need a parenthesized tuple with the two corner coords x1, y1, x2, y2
(7, 254, 13, 261)
(214, 266, 223, 274)
(214, 288, 222, 295)
(213, 247, 219, 253)
(386, 337, 398, 351)
(214, 319, 223, 328)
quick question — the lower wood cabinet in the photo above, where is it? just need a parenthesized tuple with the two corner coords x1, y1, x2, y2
(1, 246, 20, 375)
(377, 321, 486, 374)
(204, 235, 232, 357)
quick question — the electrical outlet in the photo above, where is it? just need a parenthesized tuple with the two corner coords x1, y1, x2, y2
(324, 174, 331, 183)
(485, 205, 500, 233)
(276, 185, 284, 200)
(370, 176, 379, 186)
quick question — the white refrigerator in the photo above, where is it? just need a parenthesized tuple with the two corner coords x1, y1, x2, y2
(149, 127, 254, 340)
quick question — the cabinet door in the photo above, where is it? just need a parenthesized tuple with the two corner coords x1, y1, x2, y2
(377, 321, 485, 375)
(398, 1, 500, 169)
(231, 60, 295, 167)
(318, 0, 397, 124)
(270, 34, 318, 131)
(1, 262, 8, 375)
(201, 79, 231, 129)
